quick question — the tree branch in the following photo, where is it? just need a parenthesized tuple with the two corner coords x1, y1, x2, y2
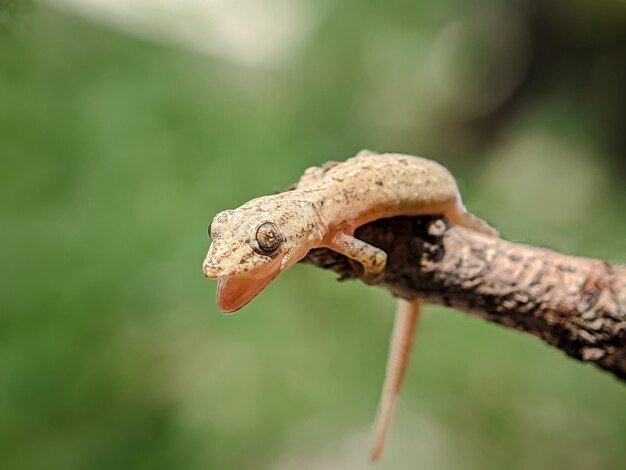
(301, 216, 626, 381)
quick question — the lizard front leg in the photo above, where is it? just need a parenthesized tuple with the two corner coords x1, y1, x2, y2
(369, 299, 421, 462)
(325, 232, 387, 284)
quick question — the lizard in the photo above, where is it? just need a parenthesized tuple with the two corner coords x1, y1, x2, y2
(201, 150, 497, 462)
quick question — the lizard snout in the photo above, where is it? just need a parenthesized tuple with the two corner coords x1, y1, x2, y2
(201, 249, 228, 278)
(201, 250, 255, 278)
(202, 262, 220, 279)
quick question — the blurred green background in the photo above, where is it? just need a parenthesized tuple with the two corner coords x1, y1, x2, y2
(1, 1, 625, 469)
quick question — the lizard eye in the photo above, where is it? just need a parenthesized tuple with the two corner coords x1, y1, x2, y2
(256, 222, 282, 253)
(208, 218, 221, 239)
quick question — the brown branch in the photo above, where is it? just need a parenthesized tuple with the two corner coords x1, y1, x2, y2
(301, 216, 626, 381)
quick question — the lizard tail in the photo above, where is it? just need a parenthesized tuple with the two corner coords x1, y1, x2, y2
(369, 299, 421, 463)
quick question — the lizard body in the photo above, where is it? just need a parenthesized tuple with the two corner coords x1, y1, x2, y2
(202, 150, 497, 461)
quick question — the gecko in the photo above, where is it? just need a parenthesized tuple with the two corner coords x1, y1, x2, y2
(202, 150, 497, 462)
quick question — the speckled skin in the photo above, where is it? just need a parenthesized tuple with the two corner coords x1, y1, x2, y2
(203, 151, 494, 289)
(297, 151, 463, 230)
(202, 150, 497, 462)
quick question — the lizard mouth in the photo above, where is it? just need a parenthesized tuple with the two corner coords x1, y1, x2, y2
(215, 257, 283, 313)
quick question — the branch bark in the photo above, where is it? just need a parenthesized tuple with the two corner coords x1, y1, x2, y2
(301, 216, 626, 381)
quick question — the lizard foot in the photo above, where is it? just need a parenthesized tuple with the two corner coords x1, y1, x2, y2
(362, 269, 385, 285)
(327, 233, 387, 285)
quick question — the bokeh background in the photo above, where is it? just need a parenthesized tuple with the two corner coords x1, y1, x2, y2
(1, 1, 625, 469)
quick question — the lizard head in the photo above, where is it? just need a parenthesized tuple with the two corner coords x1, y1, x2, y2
(202, 195, 323, 313)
